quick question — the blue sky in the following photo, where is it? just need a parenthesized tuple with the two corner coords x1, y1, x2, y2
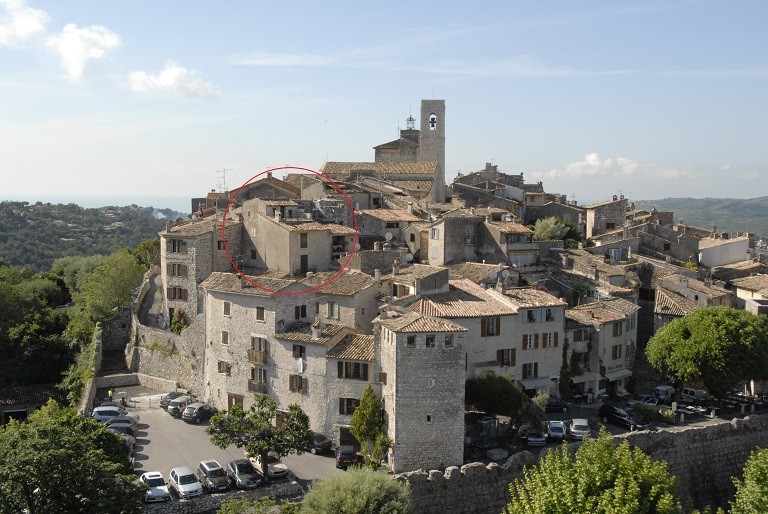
(1, 0, 766, 212)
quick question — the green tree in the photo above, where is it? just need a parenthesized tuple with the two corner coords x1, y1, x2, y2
(51, 254, 107, 294)
(135, 238, 160, 269)
(506, 431, 685, 514)
(218, 496, 299, 514)
(730, 447, 768, 514)
(0, 400, 143, 514)
(206, 394, 313, 484)
(465, 374, 527, 417)
(532, 217, 571, 241)
(646, 307, 768, 397)
(350, 383, 384, 459)
(301, 467, 413, 514)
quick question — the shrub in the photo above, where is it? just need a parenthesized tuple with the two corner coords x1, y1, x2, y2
(301, 467, 412, 514)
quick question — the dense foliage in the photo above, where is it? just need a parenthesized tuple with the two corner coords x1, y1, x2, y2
(465, 374, 527, 417)
(646, 307, 768, 397)
(301, 468, 413, 514)
(0, 201, 179, 272)
(218, 497, 299, 514)
(531, 216, 583, 244)
(0, 400, 143, 514)
(206, 394, 313, 483)
(730, 447, 768, 514)
(506, 431, 685, 514)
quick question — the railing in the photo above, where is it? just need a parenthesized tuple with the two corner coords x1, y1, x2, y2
(248, 380, 267, 393)
(247, 349, 267, 364)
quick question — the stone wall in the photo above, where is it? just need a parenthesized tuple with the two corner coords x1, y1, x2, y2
(143, 480, 302, 514)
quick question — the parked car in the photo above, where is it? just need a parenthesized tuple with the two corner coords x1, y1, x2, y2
(167, 395, 195, 417)
(569, 418, 592, 441)
(628, 394, 659, 407)
(225, 459, 261, 489)
(108, 429, 135, 449)
(139, 471, 170, 503)
(169, 466, 203, 499)
(682, 387, 709, 404)
(518, 424, 546, 447)
(545, 396, 569, 413)
(599, 403, 651, 431)
(159, 391, 185, 410)
(654, 385, 676, 405)
(107, 424, 137, 437)
(546, 420, 567, 442)
(92, 406, 139, 423)
(196, 460, 230, 493)
(104, 415, 139, 430)
(334, 445, 360, 469)
(182, 402, 218, 424)
(252, 452, 290, 478)
(97, 401, 124, 408)
(310, 432, 332, 455)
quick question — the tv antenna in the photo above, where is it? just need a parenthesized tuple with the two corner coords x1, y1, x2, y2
(217, 168, 232, 193)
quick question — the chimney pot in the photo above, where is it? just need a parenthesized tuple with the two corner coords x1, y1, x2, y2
(374, 269, 381, 283)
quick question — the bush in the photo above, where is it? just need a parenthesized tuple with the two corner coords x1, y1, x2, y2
(301, 467, 412, 514)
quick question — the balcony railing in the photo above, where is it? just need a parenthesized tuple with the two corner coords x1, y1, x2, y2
(248, 380, 267, 393)
(247, 349, 267, 364)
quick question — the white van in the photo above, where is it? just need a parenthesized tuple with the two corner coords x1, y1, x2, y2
(682, 387, 708, 403)
(654, 385, 676, 404)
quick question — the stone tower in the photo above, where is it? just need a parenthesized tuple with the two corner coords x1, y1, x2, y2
(419, 99, 446, 204)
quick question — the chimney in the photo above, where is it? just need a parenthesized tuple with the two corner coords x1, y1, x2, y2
(306, 271, 314, 280)
(613, 195, 618, 201)
(505, 214, 512, 222)
(470, 207, 475, 215)
(374, 241, 381, 251)
(374, 269, 381, 283)
(392, 259, 401, 276)
(407, 202, 414, 215)
(485, 214, 490, 223)
(267, 172, 272, 180)
(165, 220, 172, 231)
(275, 210, 281, 222)
(238, 276, 244, 289)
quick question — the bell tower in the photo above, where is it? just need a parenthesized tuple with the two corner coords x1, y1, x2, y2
(419, 99, 446, 204)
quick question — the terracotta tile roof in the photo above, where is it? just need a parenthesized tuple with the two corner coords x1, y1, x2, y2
(274, 322, 349, 345)
(302, 271, 375, 295)
(377, 308, 468, 333)
(441, 208, 485, 219)
(0, 384, 65, 406)
(358, 209, 422, 223)
(389, 180, 434, 192)
(383, 263, 446, 282)
(660, 274, 729, 297)
(487, 221, 533, 234)
(258, 212, 355, 234)
(730, 274, 768, 293)
(320, 161, 438, 177)
(586, 198, 625, 209)
(654, 288, 701, 316)
(201, 272, 301, 297)
(283, 173, 322, 187)
(264, 200, 299, 206)
(326, 334, 375, 361)
(409, 278, 518, 318)
(164, 217, 240, 237)
(502, 287, 568, 308)
(567, 249, 627, 277)
(448, 262, 500, 284)
(566, 307, 624, 326)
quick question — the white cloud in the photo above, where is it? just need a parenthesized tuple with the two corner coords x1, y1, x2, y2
(129, 60, 219, 97)
(0, 0, 49, 47)
(46, 23, 121, 81)
(720, 163, 731, 172)
(541, 153, 639, 179)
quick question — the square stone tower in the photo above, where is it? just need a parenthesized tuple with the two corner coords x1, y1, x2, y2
(420, 99, 446, 204)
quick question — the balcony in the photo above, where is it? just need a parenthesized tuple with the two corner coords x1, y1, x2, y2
(248, 380, 267, 393)
(247, 349, 268, 364)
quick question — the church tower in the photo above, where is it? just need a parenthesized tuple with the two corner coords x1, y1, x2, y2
(419, 99, 446, 204)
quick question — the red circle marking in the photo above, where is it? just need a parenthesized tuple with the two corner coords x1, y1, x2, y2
(222, 166, 359, 295)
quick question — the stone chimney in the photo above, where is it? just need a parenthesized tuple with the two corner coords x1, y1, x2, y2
(275, 210, 281, 222)
(267, 171, 273, 180)
(238, 276, 244, 289)
(392, 259, 401, 276)
(165, 220, 172, 231)
(374, 269, 381, 283)
(407, 202, 414, 215)
(374, 241, 381, 251)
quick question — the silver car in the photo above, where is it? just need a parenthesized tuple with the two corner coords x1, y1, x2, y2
(169, 466, 203, 499)
(569, 418, 592, 440)
(92, 406, 140, 424)
(139, 471, 170, 503)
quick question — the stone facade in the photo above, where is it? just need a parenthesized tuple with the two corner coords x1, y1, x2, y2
(585, 197, 628, 239)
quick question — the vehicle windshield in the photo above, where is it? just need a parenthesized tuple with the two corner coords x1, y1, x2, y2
(572, 423, 589, 432)
(236, 463, 254, 473)
(550, 426, 564, 434)
(208, 468, 226, 478)
(146, 477, 165, 487)
(179, 474, 197, 485)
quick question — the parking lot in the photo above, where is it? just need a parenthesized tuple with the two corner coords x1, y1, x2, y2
(99, 385, 342, 502)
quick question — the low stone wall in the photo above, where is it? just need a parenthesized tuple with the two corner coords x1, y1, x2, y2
(143, 481, 303, 514)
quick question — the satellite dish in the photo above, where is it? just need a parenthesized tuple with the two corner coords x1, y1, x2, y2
(355, 243, 361, 251)
(385, 232, 393, 241)
(490, 270, 498, 280)
(498, 262, 504, 270)
(405, 253, 414, 263)
(502, 270, 510, 278)
(586, 257, 593, 265)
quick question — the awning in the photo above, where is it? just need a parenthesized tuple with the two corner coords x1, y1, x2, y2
(519, 377, 556, 390)
(604, 368, 632, 381)
(572, 372, 599, 384)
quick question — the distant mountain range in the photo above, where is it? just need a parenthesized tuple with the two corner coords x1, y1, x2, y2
(633, 197, 768, 241)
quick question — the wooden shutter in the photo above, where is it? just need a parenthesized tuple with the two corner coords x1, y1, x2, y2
(362, 363, 369, 381)
(481, 318, 487, 337)
(167, 287, 172, 299)
(338, 361, 344, 378)
(302, 377, 308, 393)
(379, 372, 387, 385)
(534, 333, 539, 349)
(495, 317, 501, 336)
(497, 349, 503, 365)
(339, 398, 345, 414)
(510, 348, 516, 367)
(522, 334, 527, 350)
(554, 332, 559, 347)
(534, 362, 538, 377)
(289, 374, 296, 391)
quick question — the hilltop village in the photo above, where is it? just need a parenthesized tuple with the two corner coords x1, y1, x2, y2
(135, 99, 768, 474)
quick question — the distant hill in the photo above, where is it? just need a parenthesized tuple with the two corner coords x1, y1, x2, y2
(633, 197, 768, 241)
(0, 201, 186, 272)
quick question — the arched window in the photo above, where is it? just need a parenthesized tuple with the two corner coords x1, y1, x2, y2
(429, 113, 437, 130)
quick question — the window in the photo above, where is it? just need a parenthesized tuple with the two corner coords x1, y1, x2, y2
(217, 240, 226, 250)
(429, 112, 437, 130)
(522, 334, 537, 350)
(250, 249, 257, 259)
(338, 361, 369, 380)
(429, 228, 440, 240)
(573, 329, 584, 342)
(426, 335, 435, 348)
(465, 226, 473, 244)
(300, 233, 308, 248)
(326, 302, 339, 320)
(444, 334, 453, 347)
(385, 222, 399, 229)
(170, 263, 187, 277)
(251, 336, 267, 352)
(663, 243, 671, 251)
(406, 335, 415, 348)
(170, 240, 187, 253)
(167, 287, 188, 301)
(223, 302, 231, 317)
(606, 222, 616, 230)
(221, 331, 229, 346)
(544, 333, 553, 348)
(481, 317, 500, 337)
(289, 374, 306, 393)
(426, 414, 433, 423)
(217, 361, 231, 376)
(410, 233, 416, 243)
(250, 367, 267, 383)
(545, 308, 554, 321)
(295, 305, 307, 319)
(527, 310, 537, 323)
(612, 344, 622, 360)
(427, 377, 436, 388)
(256, 306, 265, 321)
(613, 322, 623, 337)
(630, 314, 636, 330)
(497, 348, 516, 367)
(379, 372, 387, 384)
(522, 362, 538, 379)
(339, 398, 359, 415)
(292, 345, 306, 359)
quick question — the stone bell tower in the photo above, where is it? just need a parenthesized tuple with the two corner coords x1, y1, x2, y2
(419, 99, 446, 204)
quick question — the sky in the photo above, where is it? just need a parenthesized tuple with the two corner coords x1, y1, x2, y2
(1, 0, 766, 213)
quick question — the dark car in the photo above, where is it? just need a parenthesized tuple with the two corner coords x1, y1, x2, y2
(599, 403, 650, 431)
(197, 460, 230, 493)
(545, 395, 569, 413)
(311, 432, 332, 455)
(225, 459, 261, 489)
(335, 445, 360, 469)
(159, 391, 185, 410)
(181, 402, 218, 424)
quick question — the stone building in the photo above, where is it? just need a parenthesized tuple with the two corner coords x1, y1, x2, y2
(425, 210, 484, 265)
(301, 271, 379, 333)
(481, 219, 537, 267)
(356, 209, 422, 243)
(585, 196, 628, 239)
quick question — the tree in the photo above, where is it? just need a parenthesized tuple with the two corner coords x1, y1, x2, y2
(135, 238, 160, 269)
(465, 374, 527, 417)
(301, 467, 413, 514)
(532, 217, 571, 241)
(218, 496, 299, 514)
(206, 394, 313, 484)
(0, 400, 143, 514)
(350, 383, 384, 459)
(730, 447, 768, 514)
(646, 307, 768, 397)
(506, 431, 685, 514)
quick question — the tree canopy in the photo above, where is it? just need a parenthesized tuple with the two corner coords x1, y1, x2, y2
(465, 373, 527, 417)
(645, 307, 768, 397)
(730, 447, 768, 514)
(301, 467, 412, 514)
(0, 400, 143, 514)
(532, 216, 582, 243)
(506, 431, 685, 514)
(206, 394, 313, 483)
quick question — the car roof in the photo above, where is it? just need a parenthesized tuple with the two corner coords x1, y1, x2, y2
(228, 458, 251, 465)
(142, 471, 163, 479)
(163, 391, 184, 398)
(571, 418, 589, 424)
(338, 445, 356, 452)
(171, 466, 194, 475)
(201, 460, 222, 469)
(549, 420, 565, 426)
(186, 402, 205, 409)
